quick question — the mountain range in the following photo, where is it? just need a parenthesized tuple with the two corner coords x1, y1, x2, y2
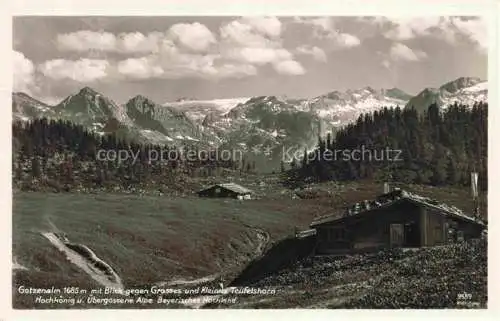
(12, 76, 487, 166)
(405, 77, 487, 113)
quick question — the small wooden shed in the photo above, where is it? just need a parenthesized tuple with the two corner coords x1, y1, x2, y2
(197, 183, 253, 199)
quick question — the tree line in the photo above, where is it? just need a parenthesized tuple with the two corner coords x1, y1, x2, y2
(12, 118, 256, 193)
(286, 102, 487, 190)
(12, 101, 488, 193)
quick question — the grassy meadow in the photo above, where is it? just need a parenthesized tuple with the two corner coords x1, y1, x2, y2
(12, 179, 486, 308)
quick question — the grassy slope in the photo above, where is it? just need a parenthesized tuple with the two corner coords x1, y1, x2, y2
(13, 191, 316, 308)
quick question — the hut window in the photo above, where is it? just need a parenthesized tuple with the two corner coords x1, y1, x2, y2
(215, 188, 221, 194)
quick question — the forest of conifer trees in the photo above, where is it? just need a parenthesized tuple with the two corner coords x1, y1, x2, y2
(289, 102, 487, 190)
(12, 102, 487, 193)
(11, 118, 251, 193)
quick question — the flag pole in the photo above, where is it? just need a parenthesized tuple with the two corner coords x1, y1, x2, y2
(471, 171, 479, 218)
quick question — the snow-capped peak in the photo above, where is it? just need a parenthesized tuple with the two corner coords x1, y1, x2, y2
(406, 77, 487, 113)
(302, 86, 410, 126)
(463, 81, 487, 93)
(164, 97, 250, 123)
(440, 77, 484, 94)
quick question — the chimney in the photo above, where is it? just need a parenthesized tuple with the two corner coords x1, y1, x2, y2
(383, 182, 390, 194)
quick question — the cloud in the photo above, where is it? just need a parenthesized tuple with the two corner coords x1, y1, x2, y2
(336, 33, 361, 47)
(220, 18, 281, 48)
(240, 16, 282, 38)
(58, 30, 164, 53)
(167, 22, 217, 52)
(56, 23, 216, 54)
(450, 17, 487, 52)
(273, 60, 305, 76)
(219, 17, 303, 75)
(293, 16, 361, 48)
(116, 52, 256, 80)
(55, 30, 260, 81)
(117, 31, 163, 53)
(227, 47, 292, 65)
(380, 16, 487, 52)
(39, 58, 110, 82)
(48, 17, 304, 80)
(383, 17, 443, 40)
(296, 45, 327, 62)
(389, 43, 428, 62)
(213, 63, 258, 79)
(154, 50, 220, 78)
(381, 59, 391, 69)
(57, 30, 117, 52)
(356, 16, 388, 26)
(13, 50, 37, 94)
(294, 17, 335, 38)
(117, 57, 164, 79)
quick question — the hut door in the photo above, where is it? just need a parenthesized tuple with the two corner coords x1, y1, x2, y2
(390, 224, 404, 247)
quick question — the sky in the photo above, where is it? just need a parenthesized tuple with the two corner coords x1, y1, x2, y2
(13, 16, 488, 105)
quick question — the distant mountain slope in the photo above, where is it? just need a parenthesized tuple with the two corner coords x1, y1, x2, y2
(298, 87, 411, 126)
(54, 87, 132, 134)
(199, 95, 329, 169)
(125, 95, 205, 143)
(12, 88, 198, 145)
(164, 97, 250, 123)
(406, 77, 487, 113)
(12, 92, 55, 121)
(205, 95, 327, 148)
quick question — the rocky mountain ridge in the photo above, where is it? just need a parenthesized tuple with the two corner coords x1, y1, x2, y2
(12, 77, 487, 162)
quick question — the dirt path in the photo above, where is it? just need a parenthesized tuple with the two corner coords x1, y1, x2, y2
(41, 232, 124, 291)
